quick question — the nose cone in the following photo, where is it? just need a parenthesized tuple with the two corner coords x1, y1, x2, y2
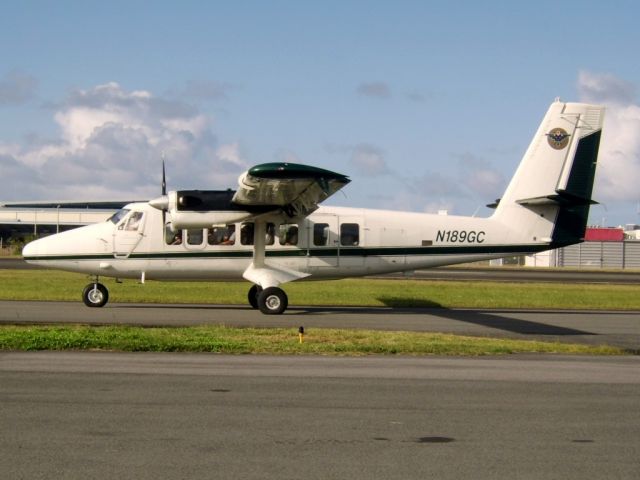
(22, 238, 42, 261)
(22, 222, 113, 264)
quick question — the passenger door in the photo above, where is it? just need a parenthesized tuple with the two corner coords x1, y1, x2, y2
(337, 215, 364, 268)
(306, 215, 339, 268)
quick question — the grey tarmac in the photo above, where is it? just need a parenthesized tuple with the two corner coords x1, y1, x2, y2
(1, 353, 639, 480)
(1, 300, 639, 351)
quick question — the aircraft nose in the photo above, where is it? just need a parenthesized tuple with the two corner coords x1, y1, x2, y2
(22, 239, 39, 259)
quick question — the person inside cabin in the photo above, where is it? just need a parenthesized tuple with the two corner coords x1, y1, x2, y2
(208, 228, 219, 245)
(170, 230, 182, 245)
(265, 223, 275, 245)
(126, 211, 143, 231)
(286, 226, 298, 245)
(240, 223, 254, 245)
(221, 225, 236, 245)
(279, 225, 298, 245)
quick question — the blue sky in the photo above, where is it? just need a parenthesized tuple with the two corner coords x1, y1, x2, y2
(1, 1, 639, 226)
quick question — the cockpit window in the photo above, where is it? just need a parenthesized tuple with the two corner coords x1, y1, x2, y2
(108, 209, 130, 225)
(124, 211, 144, 231)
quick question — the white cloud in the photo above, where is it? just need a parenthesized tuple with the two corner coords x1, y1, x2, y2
(578, 71, 640, 204)
(350, 144, 388, 176)
(406, 91, 426, 103)
(408, 171, 466, 199)
(455, 152, 505, 198)
(216, 142, 244, 167)
(356, 82, 392, 99)
(0, 70, 38, 106)
(577, 71, 636, 105)
(325, 142, 389, 177)
(0, 82, 247, 200)
(179, 79, 235, 101)
(273, 149, 303, 165)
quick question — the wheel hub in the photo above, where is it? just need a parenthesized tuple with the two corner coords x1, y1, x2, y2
(265, 295, 281, 310)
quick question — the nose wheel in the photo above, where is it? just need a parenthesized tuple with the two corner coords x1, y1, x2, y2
(249, 285, 288, 314)
(82, 282, 109, 308)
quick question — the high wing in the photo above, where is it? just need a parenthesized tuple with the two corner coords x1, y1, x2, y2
(232, 162, 350, 218)
(150, 162, 350, 229)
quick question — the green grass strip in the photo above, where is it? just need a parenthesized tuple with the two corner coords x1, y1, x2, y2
(0, 325, 624, 356)
(2, 270, 640, 310)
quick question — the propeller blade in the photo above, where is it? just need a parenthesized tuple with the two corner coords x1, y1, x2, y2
(161, 159, 167, 227)
(161, 156, 167, 196)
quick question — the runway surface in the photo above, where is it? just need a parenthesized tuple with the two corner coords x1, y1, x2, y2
(1, 352, 639, 480)
(2, 300, 639, 351)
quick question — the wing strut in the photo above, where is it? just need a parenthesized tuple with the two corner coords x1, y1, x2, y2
(242, 219, 309, 289)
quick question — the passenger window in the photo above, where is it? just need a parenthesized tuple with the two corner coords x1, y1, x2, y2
(125, 211, 144, 231)
(340, 223, 359, 246)
(279, 224, 299, 246)
(166, 227, 183, 246)
(186, 229, 203, 245)
(208, 225, 235, 245)
(265, 223, 275, 245)
(313, 223, 329, 246)
(240, 223, 275, 246)
(240, 223, 254, 245)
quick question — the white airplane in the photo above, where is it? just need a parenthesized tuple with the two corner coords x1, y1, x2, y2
(23, 100, 605, 314)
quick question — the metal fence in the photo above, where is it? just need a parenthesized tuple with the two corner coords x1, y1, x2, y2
(557, 241, 640, 269)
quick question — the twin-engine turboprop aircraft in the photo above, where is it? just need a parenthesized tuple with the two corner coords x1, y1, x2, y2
(23, 100, 605, 314)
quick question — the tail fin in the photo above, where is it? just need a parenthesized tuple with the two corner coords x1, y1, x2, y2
(492, 100, 605, 247)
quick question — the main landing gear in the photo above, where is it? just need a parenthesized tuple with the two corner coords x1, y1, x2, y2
(248, 284, 288, 315)
(82, 281, 109, 307)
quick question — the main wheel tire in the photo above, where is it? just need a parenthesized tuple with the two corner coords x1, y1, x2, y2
(248, 285, 262, 309)
(258, 287, 288, 315)
(82, 283, 109, 308)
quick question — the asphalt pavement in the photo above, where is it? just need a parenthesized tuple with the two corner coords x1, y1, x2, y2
(2, 300, 639, 351)
(1, 353, 638, 480)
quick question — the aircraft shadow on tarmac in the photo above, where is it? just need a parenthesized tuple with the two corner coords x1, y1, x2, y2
(297, 305, 594, 336)
(118, 303, 594, 336)
(421, 309, 594, 336)
(376, 295, 594, 336)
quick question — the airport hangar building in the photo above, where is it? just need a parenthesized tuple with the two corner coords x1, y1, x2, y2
(2, 201, 640, 269)
(0, 201, 132, 246)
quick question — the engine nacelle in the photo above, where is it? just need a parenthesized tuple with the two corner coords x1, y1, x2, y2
(149, 190, 270, 229)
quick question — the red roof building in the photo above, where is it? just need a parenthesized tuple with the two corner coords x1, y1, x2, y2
(584, 227, 624, 242)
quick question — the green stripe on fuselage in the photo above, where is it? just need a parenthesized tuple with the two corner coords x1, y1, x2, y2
(23, 243, 552, 262)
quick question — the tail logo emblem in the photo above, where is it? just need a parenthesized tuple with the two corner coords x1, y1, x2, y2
(547, 128, 570, 150)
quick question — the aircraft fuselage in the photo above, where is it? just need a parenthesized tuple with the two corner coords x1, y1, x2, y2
(23, 203, 549, 281)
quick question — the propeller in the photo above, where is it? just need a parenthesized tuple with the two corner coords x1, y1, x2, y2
(161, 154, 167, 196)
(149, 154, 171, 231)
(161, 157, 167, 228)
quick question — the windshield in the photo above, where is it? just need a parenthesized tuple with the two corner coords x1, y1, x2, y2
(107, 208, 130, 225)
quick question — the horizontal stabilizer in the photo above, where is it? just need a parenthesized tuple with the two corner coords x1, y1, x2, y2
(516, 192, 599, 207)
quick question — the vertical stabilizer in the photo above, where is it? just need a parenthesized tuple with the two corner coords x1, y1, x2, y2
(492, 101, 605, 247)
